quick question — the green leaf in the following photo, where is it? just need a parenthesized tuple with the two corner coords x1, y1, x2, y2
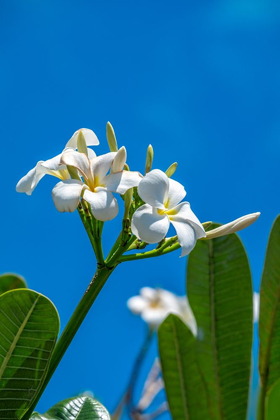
(259, 216, 280, 392)
(0, 273, 26, 295)
(265, 378, 280, 420)
(187, 228, 253, 420)
(30, 396, 110, 420)
(158, 314, 209, 420)
(0, 289, 60, 419)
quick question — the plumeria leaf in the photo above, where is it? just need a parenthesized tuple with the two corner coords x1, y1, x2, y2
(259, 216, 280, 411)
(30, 396, 110, 420)
(187, 225, 253, 420)
(158, 314, 209, 420)
(0, 289, 59, 419)
(265, 378, 280, 420)
(0, 273, 26, 295)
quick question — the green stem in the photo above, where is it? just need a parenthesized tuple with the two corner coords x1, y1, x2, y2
(78, 204, 104, 265)
(106, 231, 122, 261)
(106, 234, 137, 267)
(92, 218, 104, 265)
(119, 242, 180, 263)
(22, 265, 115, 420)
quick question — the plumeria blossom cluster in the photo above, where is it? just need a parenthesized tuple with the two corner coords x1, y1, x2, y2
(127, 287, 197, 335)
(16, 123, 260, 261)
(16, 128, 142, 221)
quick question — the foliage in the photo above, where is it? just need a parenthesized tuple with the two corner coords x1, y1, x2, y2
(31, 396, 110, 420)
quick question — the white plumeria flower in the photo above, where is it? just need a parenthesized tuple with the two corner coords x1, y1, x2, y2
(127, 287, 197, 335)
(253, 292, 260, 323)
(52, 147, 142, 221)
(131, 169, 205, 257)
(16, 128, 99, 195)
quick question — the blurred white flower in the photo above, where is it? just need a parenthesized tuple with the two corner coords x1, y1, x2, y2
(253, 292, 260, 323)
(127, 287, 197, 335)
(52, 147, 142, 220)
(131, 169, 205, 257)
(16, 128, 99, 195)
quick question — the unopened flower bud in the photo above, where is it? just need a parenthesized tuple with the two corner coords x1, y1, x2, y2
(77, 130, 88, 156)
(112, 146, 127, 173)
(202, 221, 212, 230)
(145, 145, 154, 174)
(124, 188, 133, 219)
(165, 162, 178, 178)
(205, 212, 260, 239)
(66, 165, 81, 181)
(106, 121, 118, 152)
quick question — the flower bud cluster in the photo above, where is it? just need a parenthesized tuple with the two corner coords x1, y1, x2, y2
(16, 123, 260, 258)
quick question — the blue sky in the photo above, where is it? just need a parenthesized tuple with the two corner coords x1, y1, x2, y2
(1, 0, 280, 418)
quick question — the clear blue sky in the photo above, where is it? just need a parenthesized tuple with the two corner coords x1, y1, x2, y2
(1, 1, 280, 418)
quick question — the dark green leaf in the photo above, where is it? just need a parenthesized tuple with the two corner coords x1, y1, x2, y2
(0, 273, 26, 295)
(265, 378, 280, 420)
(31, 396, 110, 420)
(187, 228, 253, 420)
(0, 289, 59, 419)
(259, 216, 280, 392)
(158, 314, 209, 420)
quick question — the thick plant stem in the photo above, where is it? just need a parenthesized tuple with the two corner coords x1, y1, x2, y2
(119, 242, 180, 262)
(22, 266, 114, 420)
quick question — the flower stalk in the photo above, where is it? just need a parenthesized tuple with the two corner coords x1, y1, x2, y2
(22, 265, 115, 420)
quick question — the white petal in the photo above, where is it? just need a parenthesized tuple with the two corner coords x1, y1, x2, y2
(164, 178, 186, 209)
(168, 202, 206, 239)
(16, 153, 68, 195)
(138, 169, 169, 210)
(90, 152, 117, 184)
(127, 296, 147, 314)
(142, 307, 169, 326)
(140, 287, 158, 301)
(171, 220, 197, 257)
(111, 146, 127, 173)
(65, 128, 99, 149)
(16, 163, 45, 195)
(178, 297, 197, 336)
(87, 148, 97, 160)
(157, 289, 180, 308)
(60, 150, 91, 180)
(102, 171, 142, 194)
(131, 204, 170, 243)
(52, 180, 84, 212)
(41, 153, 63, 172)
(253, 292, 260, 323)
(83, 189, 119, 221)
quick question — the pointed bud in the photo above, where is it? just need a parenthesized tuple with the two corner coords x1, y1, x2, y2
(124, 188, 133, 219)
(165, 162, 178, 178)
(66, 165, 81, 181)
(145, 145, 154, 174)
(112, 146, 127, 173)
(202, 221, 212, 230)
(77, 130, 88, 156)
(205, 212, 260, 239)
(106, 121, 118, 152)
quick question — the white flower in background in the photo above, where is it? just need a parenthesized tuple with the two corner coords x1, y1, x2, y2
(127, 287, 197, 335)
(131, 169, 205, 257)
(253, 292, 260, 323)
(52, 147, 142, 220)
(16, 128, 99, 195)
